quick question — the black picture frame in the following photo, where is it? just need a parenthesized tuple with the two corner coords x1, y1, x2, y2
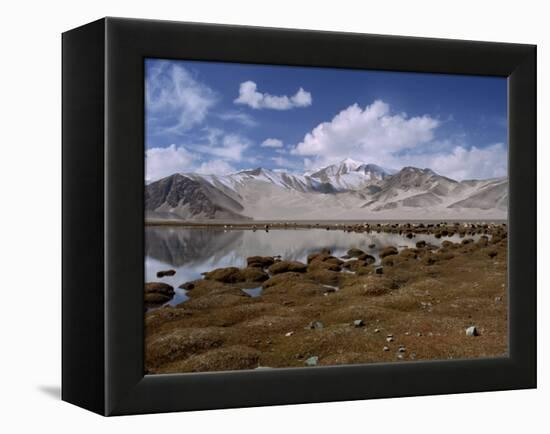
(62, 17, 536, 416)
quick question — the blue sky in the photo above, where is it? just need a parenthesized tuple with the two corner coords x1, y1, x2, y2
(145, 58, 507, 182)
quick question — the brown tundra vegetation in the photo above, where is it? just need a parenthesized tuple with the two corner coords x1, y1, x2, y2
(144, 222, 508, 374)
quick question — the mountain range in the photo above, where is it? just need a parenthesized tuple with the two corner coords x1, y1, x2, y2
(145, 158, 508, 221)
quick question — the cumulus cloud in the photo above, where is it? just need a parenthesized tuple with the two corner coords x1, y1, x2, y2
(145, 144, 195, 182)
(145, 61, 217, 134)
(399, 144, 507, 181)
(195, 132, 250, 161)
(234, 81, 312, 110)
(261, 138, 284, 148)
(293, 100, 439, 169)
(196, 159, 236, 175)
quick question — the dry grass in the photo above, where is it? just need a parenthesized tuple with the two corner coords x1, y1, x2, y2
(145, 224, 508, 373)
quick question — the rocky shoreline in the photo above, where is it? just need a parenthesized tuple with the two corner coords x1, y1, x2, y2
(145, 222, 508, 374)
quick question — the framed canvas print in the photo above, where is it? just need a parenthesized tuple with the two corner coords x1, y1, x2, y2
(62, 17, 536, 416)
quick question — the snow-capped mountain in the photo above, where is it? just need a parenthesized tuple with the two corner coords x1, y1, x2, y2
(145, 159, 508, 221)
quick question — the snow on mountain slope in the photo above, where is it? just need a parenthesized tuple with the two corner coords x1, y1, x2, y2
(145, 159, 508, 221)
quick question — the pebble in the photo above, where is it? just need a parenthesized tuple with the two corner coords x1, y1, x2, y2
(466, 326, 479, 337)
(397, 354, 404, 360)
(307, 321, 324, 330)
(353, 319, 365, 328)
(386, 337, 394, 343)
(383, 346, 389, 352)
(285, 331, 294, 337)
(305, 356, 319, 367)
(398, 346, 406, 353)
(374, 328, 380, 333)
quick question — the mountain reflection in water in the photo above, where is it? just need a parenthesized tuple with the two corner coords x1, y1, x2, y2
(145, 226, 477, 307)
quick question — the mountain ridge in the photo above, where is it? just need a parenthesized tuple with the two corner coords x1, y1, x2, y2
(145, 159, 508, 221)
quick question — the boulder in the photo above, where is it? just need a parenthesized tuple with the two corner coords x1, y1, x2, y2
(156, 269, 176, 278)
(203, 267, 243, 283)
(357, 253, 376, 264)
(308, 260, 342, 272)
(178, 281, 195, 290)
(246, 256, 275, 268)
(306, 321, 324, 330)
(305, 356, 319, 366)
(145, 282, 175, 296)
(347, 248, 366, 258)
(203, 266, 268, 283)
(379, 246, 398, 258)
(268, 260, 308, 274)
(240, 267, 270, 282)
(144, 292, 173, 304)
(353, 319, 365, 328)
(466, 326, 479, 337)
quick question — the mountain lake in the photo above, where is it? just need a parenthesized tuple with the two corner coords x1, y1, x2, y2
(145, 225, 483, 309)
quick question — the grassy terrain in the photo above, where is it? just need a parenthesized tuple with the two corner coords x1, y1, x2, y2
(144, 223, 507, 373)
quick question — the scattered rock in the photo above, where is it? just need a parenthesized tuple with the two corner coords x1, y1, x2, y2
(466, 326, 479, 336)
(268, 260, 308, 274)
(347, 248, 366, 258)
(305, 356, 319, 366)
(386, 337, 394, 343)
(144, 292, 173, 304)
(383, 346, 389, 352)
(145, 282, 175, 295)
(240, 267, 270, 282)
(285, 331, 294, 337)
(145, 282, 175, 304)
(353, 319, 365, 328)
(306, 321, 324, 330)
(357, 253, 376, 264)
(203, 266, 268, 283)
(368, 243, 376, 249)
(374, 328, 380, 333)
(247, 256, 275, 268)
(487, 249, 498, 258)
(415, 240, 426, 248)
(203, 267, 243, 283)
(156, 269, 176, 278)
(375, 267, 384, 275)
(398, 346, 406, 353)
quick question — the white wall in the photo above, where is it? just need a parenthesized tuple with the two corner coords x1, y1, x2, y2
(0, 0, 546, 431)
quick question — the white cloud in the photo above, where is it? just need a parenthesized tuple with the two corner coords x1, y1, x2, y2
(400, 144, 507, 181)
(217, 110, 257, 127)
(195, 133, 250, 161)
(271, 156, 301, 169)
(145, 144, 195, 182)
(261, 138, 284, 148)
(196, 159, 236, 175)
(146, 61, 217, 133)
(234, 81, 312, 110)
(293, 100, 439, 169)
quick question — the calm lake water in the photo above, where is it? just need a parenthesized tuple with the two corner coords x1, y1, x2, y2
(145, 226, 479, 308)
